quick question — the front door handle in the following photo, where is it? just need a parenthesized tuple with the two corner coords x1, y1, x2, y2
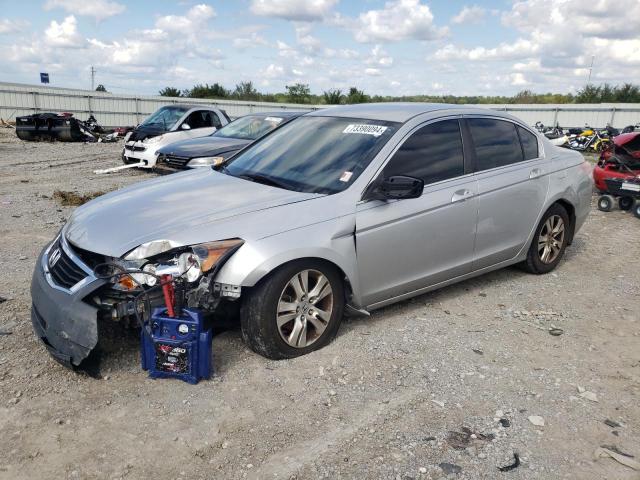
(530, 168, 544, 179)
(451, 189, 474, 203)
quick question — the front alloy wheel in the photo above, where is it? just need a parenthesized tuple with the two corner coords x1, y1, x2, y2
(241, 260, 344, 359)
(277, 270, 333, 348)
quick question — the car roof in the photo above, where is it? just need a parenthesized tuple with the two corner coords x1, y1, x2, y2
(307, 102, 512, 123)
(161, 103, 218, 110)
(242, 110, 308, 118)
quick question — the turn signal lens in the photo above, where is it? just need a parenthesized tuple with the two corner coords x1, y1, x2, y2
(117, 275, 136, 291)
(192, 239, 244, 273)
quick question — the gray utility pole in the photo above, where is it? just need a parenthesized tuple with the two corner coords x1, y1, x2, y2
(587, 56, 595, 85)
(90, 66, 96, 90)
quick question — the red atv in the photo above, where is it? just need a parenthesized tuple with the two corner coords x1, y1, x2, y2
(594, 132, 640, 216)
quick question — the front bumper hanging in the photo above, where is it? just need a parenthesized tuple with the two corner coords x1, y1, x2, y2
(30, 238, 106, 367)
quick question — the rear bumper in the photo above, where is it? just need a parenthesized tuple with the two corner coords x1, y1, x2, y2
(30, 243, 106, 367)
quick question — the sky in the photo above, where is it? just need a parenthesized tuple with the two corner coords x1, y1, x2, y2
(0, 0, 639, 97)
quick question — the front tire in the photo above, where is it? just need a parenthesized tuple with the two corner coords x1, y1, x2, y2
(240, 260, 345, 359)
(597, 195, 615, 212)
(522, 204, 570, 274)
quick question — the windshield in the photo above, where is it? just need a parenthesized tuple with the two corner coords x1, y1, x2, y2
(214, 115, 287, 140)
(141, 106, 189, 130)
(224, 116, 398, 194)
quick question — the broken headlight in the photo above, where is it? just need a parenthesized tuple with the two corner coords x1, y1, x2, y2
(115, 239, 244, 290)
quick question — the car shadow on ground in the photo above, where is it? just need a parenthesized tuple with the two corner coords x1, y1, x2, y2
(85, 263, 538, 377)
(338, 264, 530, 338)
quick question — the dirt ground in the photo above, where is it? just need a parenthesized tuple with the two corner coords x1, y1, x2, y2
(0, 127, 638, 480)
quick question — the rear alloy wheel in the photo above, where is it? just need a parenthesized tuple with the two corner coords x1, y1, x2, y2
(597, 195, 615, 212)
(619, 196, 634, 211)
(241, 260, 344, 359)
(523, 204, 570, 274)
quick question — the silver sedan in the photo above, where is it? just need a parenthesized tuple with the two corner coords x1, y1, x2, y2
(31, 103, 592, 366)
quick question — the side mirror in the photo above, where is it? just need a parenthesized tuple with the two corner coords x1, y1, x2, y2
(181, 123, 191, 130)
(364, 175, 424, 201)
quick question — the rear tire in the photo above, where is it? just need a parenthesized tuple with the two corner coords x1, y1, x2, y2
(240, 260, 345, 359)
(619, 196, 634, 211)
(522, 204, 570, 274)
(633, 200, 640, 219)
(597, 195, 615, 212)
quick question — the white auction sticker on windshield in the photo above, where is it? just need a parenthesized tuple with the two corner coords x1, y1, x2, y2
(340, 171, 353, 182)
(343, 124, 387, 137)
(264, 117, 283, 123)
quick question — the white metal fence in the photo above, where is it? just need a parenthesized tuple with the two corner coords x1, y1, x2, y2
(1, 81, 639, 129)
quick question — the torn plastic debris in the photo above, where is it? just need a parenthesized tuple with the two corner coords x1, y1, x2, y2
(498, 453, 521, 472)
(593, 447, 640, 471)
(94, 161, 147, 174)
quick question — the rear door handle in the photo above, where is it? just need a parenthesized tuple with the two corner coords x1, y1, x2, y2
(451, 189, 474, 203)
(530, 168, 544, 179)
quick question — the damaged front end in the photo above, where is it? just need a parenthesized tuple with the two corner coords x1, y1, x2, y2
(31, 233, 243, 368)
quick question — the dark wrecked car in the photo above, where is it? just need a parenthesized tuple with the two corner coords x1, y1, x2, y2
(16, 113, 102, 142)
(156, 111, 306, 169)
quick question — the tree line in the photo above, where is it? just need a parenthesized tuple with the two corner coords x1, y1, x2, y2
(155, 82, 640, 105)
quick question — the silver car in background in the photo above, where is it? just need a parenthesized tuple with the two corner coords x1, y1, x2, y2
(31, 103, 592, 366)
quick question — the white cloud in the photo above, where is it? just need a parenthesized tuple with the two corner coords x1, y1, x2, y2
(250, 0, 337, 22)
(276, 40, 297, 58)
(451, 5, 486, 24)
(155, 4, 215, 32)
(433, 38, 539, 61)
(261, 63, 286, 79)
(353, 0, 448, 43)
(366, 45, 393, 68)
(295, 24, 323, 53)
(44, 0, 125, 22)
(45, 15, 83, 48)
(510, 72, 529, 86)
(233, 32, 268, 50)
(0, 19, 29, 34)
(365, 68, 382, 76)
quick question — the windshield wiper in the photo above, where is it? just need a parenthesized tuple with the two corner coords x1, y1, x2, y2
(237, 173, 295, 191)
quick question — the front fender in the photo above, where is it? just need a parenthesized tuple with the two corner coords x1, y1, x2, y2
(214, 215, 363, 307)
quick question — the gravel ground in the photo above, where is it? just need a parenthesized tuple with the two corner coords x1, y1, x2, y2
(0, 128, 638, 480)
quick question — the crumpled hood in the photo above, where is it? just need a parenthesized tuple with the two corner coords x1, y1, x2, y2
(157, 136, 249, 158)
(65, 169, 322, 257)
(128, 124, 168, 141)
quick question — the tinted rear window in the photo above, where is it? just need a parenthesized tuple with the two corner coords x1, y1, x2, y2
(383, 119, 464, 185)
(517, 126, 539, 160)
(468, 118, 523, 171)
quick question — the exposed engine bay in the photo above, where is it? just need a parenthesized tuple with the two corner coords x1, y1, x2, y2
(91, 239, 244, 325)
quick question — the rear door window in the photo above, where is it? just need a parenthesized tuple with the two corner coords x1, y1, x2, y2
(208, 111, 222, 128)
(517, 126, 539, 160)
(468, 118, 524, 171)
(185, 111, 222, 129)
(382, 119, 465, 185)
